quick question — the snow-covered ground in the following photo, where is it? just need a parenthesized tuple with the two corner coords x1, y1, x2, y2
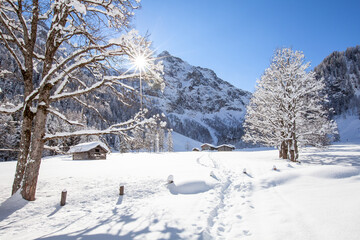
(335, 115, 360, 143)
(172, 131, 202, 151)
(1, 143, 360, 240)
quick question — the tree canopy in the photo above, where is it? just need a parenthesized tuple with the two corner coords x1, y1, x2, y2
(243, 48, 337, 161)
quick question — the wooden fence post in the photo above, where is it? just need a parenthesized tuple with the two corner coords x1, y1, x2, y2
(119, 185, 124, 195)
(60, 190, 67, 206)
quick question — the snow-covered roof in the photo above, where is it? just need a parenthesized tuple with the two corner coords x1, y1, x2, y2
(201, 143, 216, 148)
(217, 144, 235, 149)
(68, 141, 110, 153)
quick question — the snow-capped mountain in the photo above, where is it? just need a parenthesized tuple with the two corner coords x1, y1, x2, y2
(314, 45, 360, 116)
(143, 51, 251, 145)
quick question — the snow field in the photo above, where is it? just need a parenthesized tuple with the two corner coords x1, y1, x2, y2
(0, 144, 360, 239)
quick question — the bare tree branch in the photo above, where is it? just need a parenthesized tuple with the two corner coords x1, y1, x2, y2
(47, 107, 85, 127)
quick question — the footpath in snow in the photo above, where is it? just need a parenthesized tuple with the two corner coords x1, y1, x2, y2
(0, 143, 360, 239)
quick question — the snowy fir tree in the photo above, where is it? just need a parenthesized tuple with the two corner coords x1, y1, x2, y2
(167, 129, 174, 152)
(144, 114, 167, 152)
(243, 48, 337, 162)
(0, 0, 164, 201)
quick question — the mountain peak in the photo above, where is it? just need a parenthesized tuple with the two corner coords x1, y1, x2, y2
(158, 50, 171, 57)
(146, 51, 251, 145)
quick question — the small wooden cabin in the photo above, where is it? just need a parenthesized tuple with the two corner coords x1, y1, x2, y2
(192, 147, 200, 152)
(217, 144, 235, 151)
(201, 143, 217, 151)
(69, 141, 110, 160)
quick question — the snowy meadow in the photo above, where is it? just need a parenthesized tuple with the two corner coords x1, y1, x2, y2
(1, 143, 360, 240)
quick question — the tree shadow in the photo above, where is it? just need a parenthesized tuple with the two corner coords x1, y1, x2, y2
(301, 144, 360, 166)
(38, 198, 185, 240)
(0, 192, 28, 222)
(38, 210, 185, 240)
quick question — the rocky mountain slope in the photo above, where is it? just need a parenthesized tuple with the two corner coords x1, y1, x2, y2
(142, 51, 251, 145)
(314, 45, 360, 116)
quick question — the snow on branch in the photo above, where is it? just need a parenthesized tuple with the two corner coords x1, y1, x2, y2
(0, 30, 25, 71)
(105, 83, 131, 107)
(43, 145, 65, 154)
(47, 107, 85, 127)
(50, 73, 138, 102)
(43, 110, 149, 141)
(43, 122, 135, 141)
(0, 103, 24, 114)
(71, 96, 108, 124)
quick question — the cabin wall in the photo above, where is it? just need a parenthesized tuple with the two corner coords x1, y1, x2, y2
(73, 152, 89, 160)
(88, 148, 107, 160)
(218, 146, 234, 151)
(72, 147, 107, 160)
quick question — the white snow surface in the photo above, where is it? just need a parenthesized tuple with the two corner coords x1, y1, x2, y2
(68, 141, 110, 153)
(335, 115, 360, 142)
(172, 131, 202, 151)
(1, 143, 360, 239)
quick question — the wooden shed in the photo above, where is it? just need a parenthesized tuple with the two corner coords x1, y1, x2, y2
(217, 144, 235, 151)
(68, 141, 110, 160)
(201, 143, 217, 151)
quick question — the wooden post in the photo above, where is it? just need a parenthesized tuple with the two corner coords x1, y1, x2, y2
(60, 190, 67, 206)
(119, 185, 124, 195)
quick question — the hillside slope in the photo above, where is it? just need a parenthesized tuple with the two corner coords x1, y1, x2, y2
(143, 51, 251, 145)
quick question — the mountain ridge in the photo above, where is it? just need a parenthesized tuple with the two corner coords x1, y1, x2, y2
(142, 50, 251, 145)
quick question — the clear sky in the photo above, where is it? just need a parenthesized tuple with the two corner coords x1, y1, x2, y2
(134, 0, 360, 92)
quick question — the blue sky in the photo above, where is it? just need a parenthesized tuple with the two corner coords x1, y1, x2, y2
(134, 0, 360, 92)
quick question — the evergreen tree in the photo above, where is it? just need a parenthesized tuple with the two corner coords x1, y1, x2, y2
(167, 129, 174, 152)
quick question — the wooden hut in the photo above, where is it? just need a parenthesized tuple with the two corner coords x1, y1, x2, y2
(192, 147, 200, 152)
(69, 141, 110, 160)
(201, 143, 217, 151)
(217, 144, 235, 151)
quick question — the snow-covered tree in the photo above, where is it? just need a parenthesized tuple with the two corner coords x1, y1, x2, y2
(0, 0, 164, 200)
(143, 113, 166, 152)
(243, 48, 336, 162)
(158, 127, 165, 152)
(167, 129, 173, 152)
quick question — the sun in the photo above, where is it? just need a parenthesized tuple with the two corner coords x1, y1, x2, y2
(133, 54, 148, 73)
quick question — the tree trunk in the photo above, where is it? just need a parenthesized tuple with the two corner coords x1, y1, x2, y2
(288, 138, 297, 162)
(12, 68, 34, 195)
(280, 141, 288, 159)
(21, 90, 49, 201)
(12, 109, 33, 195)
(289, 148, 295, 162)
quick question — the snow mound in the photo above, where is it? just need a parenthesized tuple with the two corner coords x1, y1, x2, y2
(263, 165, 359, 188)
(167, 181, 214, 195)
(307, 166, 360, 179)
(263, 172, 301, 188)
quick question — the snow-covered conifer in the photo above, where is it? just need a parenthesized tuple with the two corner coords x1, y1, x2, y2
(243, 48, 336, 161)
(167, 129, 174, 152)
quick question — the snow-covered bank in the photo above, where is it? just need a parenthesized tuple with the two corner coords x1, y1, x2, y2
(0, 144, 360, 239)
